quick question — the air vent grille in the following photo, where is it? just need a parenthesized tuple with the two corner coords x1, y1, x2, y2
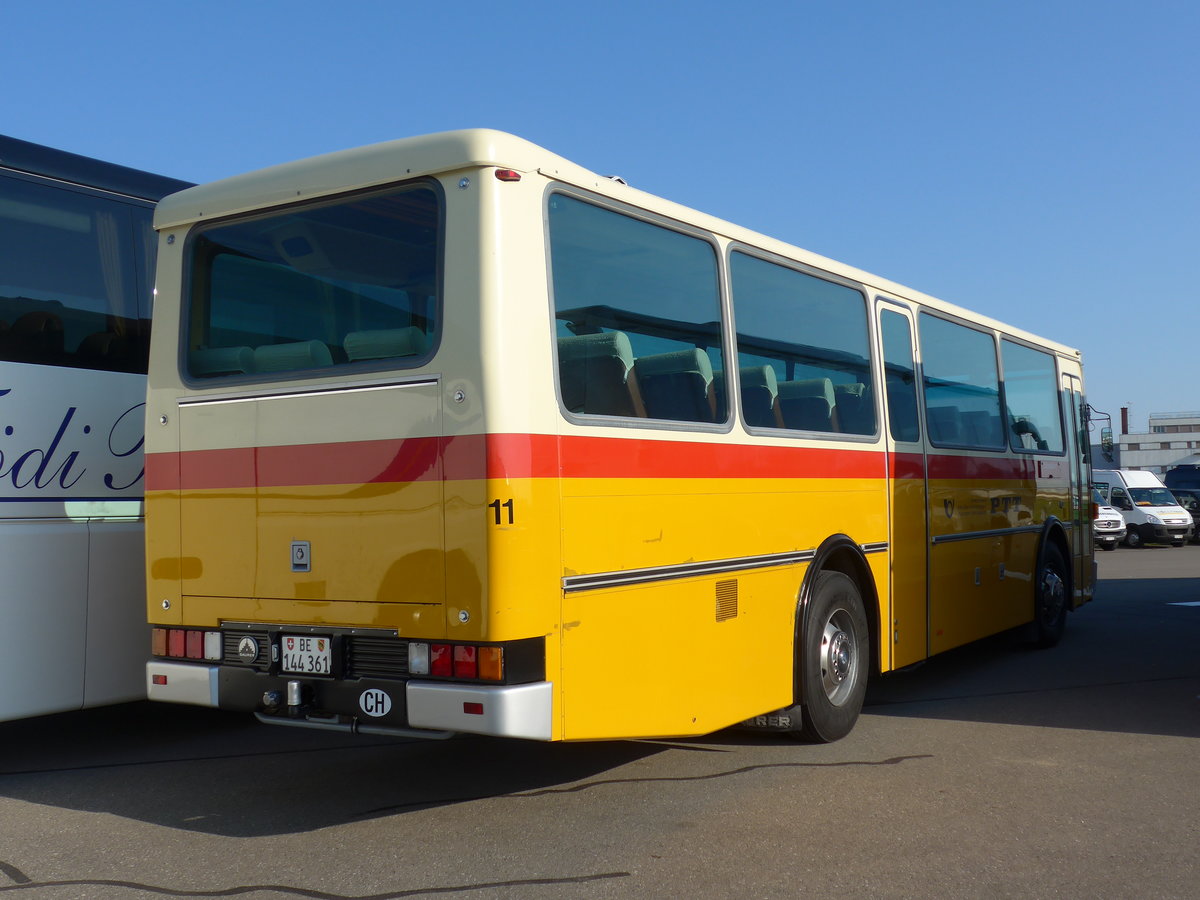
(715, 579, 738, 621)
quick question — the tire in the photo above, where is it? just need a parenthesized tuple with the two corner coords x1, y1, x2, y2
(796, 571, 869, 743)
(1033, 543, 1069, 648)
(1123, 527, 1143, 549)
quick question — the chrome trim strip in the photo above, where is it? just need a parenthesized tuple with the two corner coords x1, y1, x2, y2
(562, 550, 818, 593)
(861, 542, 889, 554)
(932, 525, 1043, 545)
(178, 375, 440, 407)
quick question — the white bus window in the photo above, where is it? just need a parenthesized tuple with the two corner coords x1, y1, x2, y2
(187, 185, 440, 379)
(549, 194, 724, 424)
(0, 178, 149, 372)
(920, 314, 1005, 450)
(1000, 339, 1064, 453)
(730, 252, 875, 435)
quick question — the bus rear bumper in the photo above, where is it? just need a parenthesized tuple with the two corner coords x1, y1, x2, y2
(407, 681, 553, 740)
(144, 661, 553, 740)
(147, 661, 219, 707)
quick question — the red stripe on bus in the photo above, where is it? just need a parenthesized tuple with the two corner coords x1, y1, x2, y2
(146, 433, 1058, 492)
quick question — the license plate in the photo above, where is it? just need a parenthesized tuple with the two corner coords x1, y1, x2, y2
(281, 635, 332, 674)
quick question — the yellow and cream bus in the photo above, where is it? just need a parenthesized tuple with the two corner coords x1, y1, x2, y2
(144, 130, 1094, 742)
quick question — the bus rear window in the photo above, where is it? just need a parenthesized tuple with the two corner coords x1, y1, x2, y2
(186, 185, 441, 379)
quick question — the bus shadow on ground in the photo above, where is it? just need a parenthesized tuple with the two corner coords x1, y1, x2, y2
(0, 702, 662, 837)
(863, 576, 1200, 740)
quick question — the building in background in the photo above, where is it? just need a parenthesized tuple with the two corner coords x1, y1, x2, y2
(1110, 410, 1200, 475)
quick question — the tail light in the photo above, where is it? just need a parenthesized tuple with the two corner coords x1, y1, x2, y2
(152, 627, 222, 661)
(408, 641, 505, 682)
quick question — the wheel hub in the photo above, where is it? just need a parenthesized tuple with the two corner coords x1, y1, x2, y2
(828, 630, 851, 684)
(1040, 568, 1065, 621)
(821, 616, 857, 703)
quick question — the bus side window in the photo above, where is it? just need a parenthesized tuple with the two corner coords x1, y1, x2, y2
(920, 314, 1004, 450)
(879, 309, 921, 443)
(729, 251, 874, 436)
(547, 194, 724, 427)
(1001, 339, 1064, 454)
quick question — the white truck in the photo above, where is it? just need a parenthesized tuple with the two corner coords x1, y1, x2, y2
(1092, 469, 1194, 548)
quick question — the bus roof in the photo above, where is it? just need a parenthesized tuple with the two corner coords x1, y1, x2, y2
(153, 128, 1082, 361)
(0, 134, 192, 202)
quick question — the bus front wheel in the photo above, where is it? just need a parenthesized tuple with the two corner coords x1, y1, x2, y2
(796, 570, 869, 743)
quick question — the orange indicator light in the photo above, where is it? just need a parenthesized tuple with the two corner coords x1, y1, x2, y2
(478, 646, 504, 681)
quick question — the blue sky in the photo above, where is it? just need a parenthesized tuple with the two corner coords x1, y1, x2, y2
(4, 0, 1196, 433)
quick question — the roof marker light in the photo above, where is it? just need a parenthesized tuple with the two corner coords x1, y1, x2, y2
(495, 169, 522, 182)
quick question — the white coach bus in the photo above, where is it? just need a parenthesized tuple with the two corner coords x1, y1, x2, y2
(0, 135, 188, 721)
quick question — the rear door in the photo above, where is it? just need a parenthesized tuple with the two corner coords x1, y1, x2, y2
(178, 380, 445, 607)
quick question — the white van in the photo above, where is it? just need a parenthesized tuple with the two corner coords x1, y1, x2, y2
(1093, 469, 1194, 548)
(1091, 487, 1126, 550)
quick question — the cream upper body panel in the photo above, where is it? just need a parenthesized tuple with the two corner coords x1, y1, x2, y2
(154, 128, 1080, 365)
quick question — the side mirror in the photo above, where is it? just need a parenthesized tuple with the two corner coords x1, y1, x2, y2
(1101, 426, 1113, 453)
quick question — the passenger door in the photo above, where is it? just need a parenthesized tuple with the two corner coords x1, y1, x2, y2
(1062, 374, 1094, 604)
(878, 303, 928, 667)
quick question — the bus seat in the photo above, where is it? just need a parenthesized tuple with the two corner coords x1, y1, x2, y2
(834, 382, 874, 435)
(740, 366, 783, 428)
(78, 331, 132, 369)
(884, 371, 920, 442)
(558, 331, 644, 417)
(778, 378, 835, 431)
(636, 348, 716, 423)
(344, 326, 427, 362)
(962, 410, 1000, 447)
(713, 370, 728, 421)
(253, 340, 334, 373)
(10, 310, 64, 362)
(927, 406, 962, 444)
(189, 346, 255, 377)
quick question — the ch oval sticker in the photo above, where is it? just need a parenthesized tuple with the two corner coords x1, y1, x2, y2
(359, 688, 392, 718)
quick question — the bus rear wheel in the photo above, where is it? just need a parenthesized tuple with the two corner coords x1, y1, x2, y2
(796, 571, 868, 743)
(1033, 543, 1068, 648)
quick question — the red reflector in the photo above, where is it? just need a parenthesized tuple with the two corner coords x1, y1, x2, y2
(185, 631, 203, 659)
(494, 168, 521, 182)
(430, 643, 452, 677)
(463, 702, 484, 715)
(151, 628, 168, 657)
(152, 674, 168, 685)
(454, 645, 477, 679)
(168, 629, 186, 658)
